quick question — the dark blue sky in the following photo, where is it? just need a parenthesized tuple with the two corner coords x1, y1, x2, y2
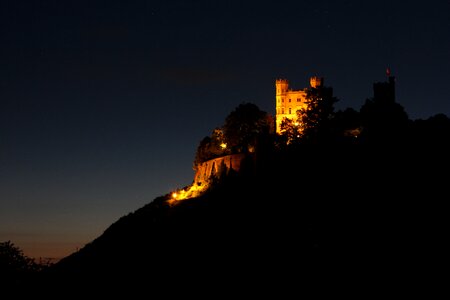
(1, 0, 449, 260)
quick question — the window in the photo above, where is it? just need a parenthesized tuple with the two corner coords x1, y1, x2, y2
(289, 99, 291, 103)
(282, 108, 284, 114)
(289, 108, 291, 114)
(297, 98, 300, 102)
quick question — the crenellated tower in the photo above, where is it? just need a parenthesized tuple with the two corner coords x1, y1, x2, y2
(309, 76, 324, 88)
(276, 79, 289, 95)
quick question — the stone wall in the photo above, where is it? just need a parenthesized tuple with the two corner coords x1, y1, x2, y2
(193, 154, 247, 185)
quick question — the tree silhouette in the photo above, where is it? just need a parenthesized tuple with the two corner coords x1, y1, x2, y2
(360, 97, 409, 142)
(333, 108, 362, 141)
(194, 103, 270, 167)
(295, 85, 338, 143)
(194, 128, 229, 166)
(279, 117, 301, 145)
(222, 103, 270, 153)
(194, 136, 213, 166)
(0, 241, 42, 287)
(411, 113, 450, 145)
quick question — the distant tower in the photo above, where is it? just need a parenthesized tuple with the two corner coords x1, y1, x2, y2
(373, 69, 395, 103)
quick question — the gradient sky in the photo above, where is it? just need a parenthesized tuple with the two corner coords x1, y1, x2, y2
(1, 0, 449, 260)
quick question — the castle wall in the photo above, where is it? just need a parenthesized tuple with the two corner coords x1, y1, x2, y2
(193, 154, 247, 185)
(275, 77, 324, 133)
(276, 89, 307, 133)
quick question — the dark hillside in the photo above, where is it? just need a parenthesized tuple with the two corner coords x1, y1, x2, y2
(44, 143, 448, 294)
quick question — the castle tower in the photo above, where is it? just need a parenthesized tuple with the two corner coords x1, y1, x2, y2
(373, 70, 395, 103)
(310, 76, 324, 88)
(276, 79, 289, 95)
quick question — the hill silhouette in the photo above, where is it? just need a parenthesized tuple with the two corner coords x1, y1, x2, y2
(42, 144, 448, 295)
(35, 77, 449, 295)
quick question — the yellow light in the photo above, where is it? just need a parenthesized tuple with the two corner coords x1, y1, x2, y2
(167, 180, 211, 204)
(220, 143, 227, 149)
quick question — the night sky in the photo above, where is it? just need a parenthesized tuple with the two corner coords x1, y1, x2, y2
(1, 0, 449, 260)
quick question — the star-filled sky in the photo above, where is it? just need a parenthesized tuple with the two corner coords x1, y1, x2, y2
(1, 0, 449, 260)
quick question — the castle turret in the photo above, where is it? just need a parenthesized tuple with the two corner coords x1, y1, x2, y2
(310, 76, 324, 88)
(276, 79, 289, 95)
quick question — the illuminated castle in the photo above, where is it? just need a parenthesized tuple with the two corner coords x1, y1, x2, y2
(275, 76, 324, 133)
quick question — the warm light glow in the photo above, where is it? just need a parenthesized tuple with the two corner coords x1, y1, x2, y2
(275, 78, 309, 133)
(167, 181, 210, 205)
(344, 128, 361, 139)
(220, 143, 227, 149)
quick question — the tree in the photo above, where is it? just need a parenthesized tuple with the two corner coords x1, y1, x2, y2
(0, 241, 40, 286)
(222, 103, 271, 153)
(194, 136, 212, 166)
(296, 86, 338, 143)
(333, 108, 362, 141)
(360, 96, 409, 143)
(194, 128, 229, 166)
(411, 113, 450, 145)
(279, 117, 301, 145)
